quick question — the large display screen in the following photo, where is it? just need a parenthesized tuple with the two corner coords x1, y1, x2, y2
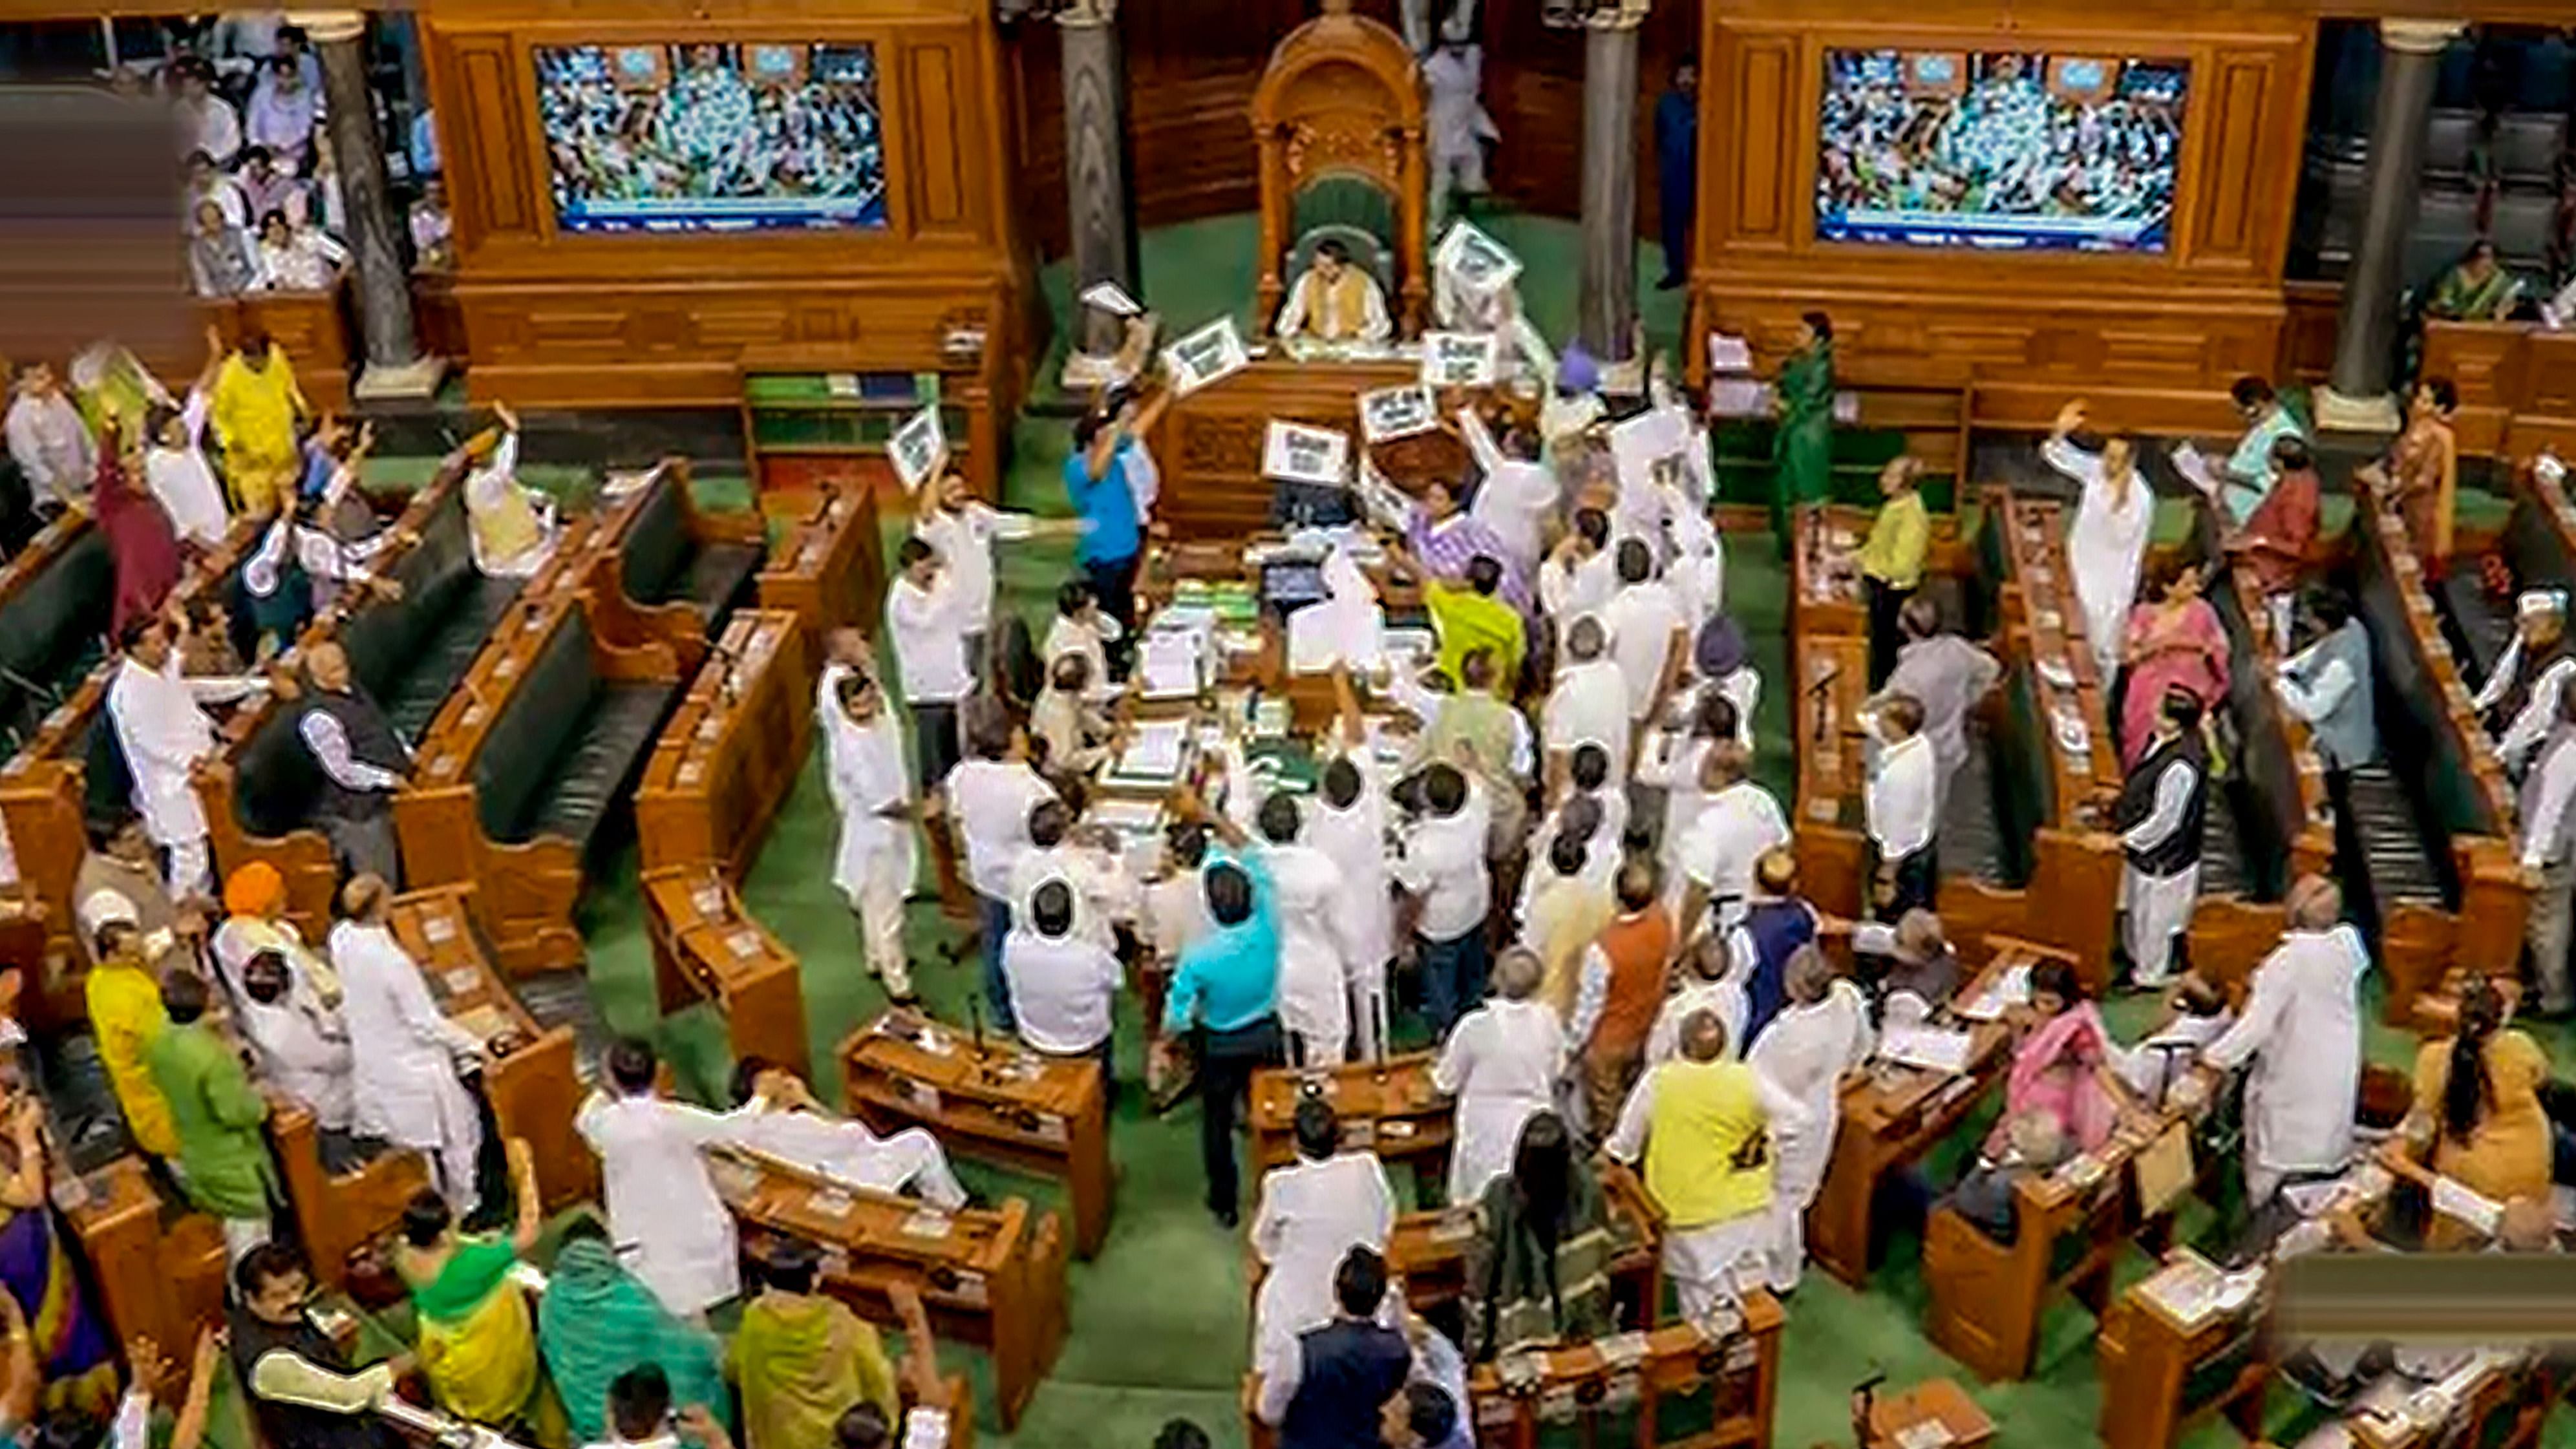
(1815, 50, 2188, 254)
(534, 42, 889, 235)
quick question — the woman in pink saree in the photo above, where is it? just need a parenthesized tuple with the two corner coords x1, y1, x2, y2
(2119, 555, 2229, 768)
(1988, 961, 2125, 1157)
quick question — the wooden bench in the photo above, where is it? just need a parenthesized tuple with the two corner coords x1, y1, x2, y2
(634, 609, 812, 880)
(1804, 940, 2060, 1289)
(396, 594, 685, 973)
(0, 513, 112, 765)
(708, 1144, 1069, 1431)
(61, 1156, 230, 1364)
(2186, 507, 2337, 997)
(2347, 481, 2528, 1026)
(270, 1099, 432, 1294)
(641, 863, 811, 1083)
(2425, 462, 2576, 686)
(842, 1011, 1112, 1260)
(1786, 504, 1873, 920)
(1248, 1051, 1450, 1180)
(754, 474, 884, 646)
(387, 883, 597, 1211)
(579, 460, 767, 672)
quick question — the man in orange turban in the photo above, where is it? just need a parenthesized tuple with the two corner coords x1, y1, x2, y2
(213, 862, 339, 1006)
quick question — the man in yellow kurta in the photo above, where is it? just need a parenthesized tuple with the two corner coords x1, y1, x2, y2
(1425, 556, 1526, 692)
(208, 330, 306, 517)
(1273, 239, 1392, 345)
(1853, 454, 1931, 688)
(82, 912, 180, 1160)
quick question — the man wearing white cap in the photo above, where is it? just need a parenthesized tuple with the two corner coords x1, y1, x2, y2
(2473, 589, 2575, 776)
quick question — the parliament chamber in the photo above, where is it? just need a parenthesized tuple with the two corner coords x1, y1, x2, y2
(11, 1, 2576, 1447)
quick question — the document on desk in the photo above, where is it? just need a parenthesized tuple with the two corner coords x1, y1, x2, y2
(1138, 631, 1204, 699)
(1877, 1024, 1972, 1075)
(1111, 719, 1191, 783)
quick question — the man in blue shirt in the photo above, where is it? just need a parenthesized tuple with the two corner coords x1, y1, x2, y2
(1163, 854, 1284, 1226)
(1063, 413, 1144, 670)
(1653, 54, 1699, 291)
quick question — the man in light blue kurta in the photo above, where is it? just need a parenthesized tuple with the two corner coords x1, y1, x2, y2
(2218, 376, 2308, 527)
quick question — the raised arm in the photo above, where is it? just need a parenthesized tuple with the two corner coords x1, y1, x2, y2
(507, 1138, 542, 1251)
(1330, 659, 1366, 749)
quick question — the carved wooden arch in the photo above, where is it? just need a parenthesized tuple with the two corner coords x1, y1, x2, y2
(1250, 0, 1429, 337)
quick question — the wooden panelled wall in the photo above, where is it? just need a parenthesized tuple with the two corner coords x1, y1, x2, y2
(1689, 4, 2317, 437)
(419, 0, 1028, 410)
(1006, 0, 1701, 258)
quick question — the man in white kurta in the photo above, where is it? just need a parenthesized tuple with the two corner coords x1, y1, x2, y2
(145, 359, 231, 549)
(726, 1061, 966, 1211)
(1250, 1096, 1398, 1375)
(1430, 948, 1564, 1205)
(107, 617, 268, 896)
(329, 876, 484, 1211)
(1306, 666, 1396, 1059)
(2041, 402, 2153, 682)
(1672, 743, 1790, 943)
(1543, 617, 1634, 783)
(2472, 591, 2575, 776)
(579, 1039, 743, 1319)
(1646, 934, 1749, 1068)
(1247, 794, 1354, 1067)
(825, 670, 919, 999)
(1423, 25, 1498, 229)
(1458, 407, 1553, 578)
(2196, 876, 2365, 1205)
(1747, 951, 1873, 1293)
(1601, 541, 1686, 727)
(915, 470, 1003, 668)
(235, 949, 354, 1132)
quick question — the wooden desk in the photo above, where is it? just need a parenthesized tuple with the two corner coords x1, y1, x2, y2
(2420, 319, 2576, 459)
(1869, 1379, 1995, 1449)
(1158, 355, 1444, 540)
(641, 863, 810, 1082)
(635, 609, 812, 880)
(1249, 1051, 1450, 1178)
(271, 1099, 433, 1294)
(841, 1011, 1112, 1260)
(388, 883, 596, 1211)
(1463, 1293, 1782, 1449)
(708, 1145, 1069, 1431)
(2098, 1251, 2274, 1449)
(1789, 505, 1871, 641)
(755, 476, 885, 646)
(1804, 939, 2069, 1289)
(1786, 503, 1871, 920)
(61, 1156, 229, 1365)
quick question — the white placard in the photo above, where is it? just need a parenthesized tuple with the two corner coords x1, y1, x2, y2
(1708, 378, 1773, 418)
(889, 405, 946, 494)
(1162, 316, 1251, 396)
(1078, 280, 1142, 317)
(1357, 383, 1438, 443)
(1607, 405, 1692, 492)
(1432, 219, 1522, 295)
(1262, 420, 1352, 487)
(1418, 330, 1500, 388)
(1706, 331, 1754, 374)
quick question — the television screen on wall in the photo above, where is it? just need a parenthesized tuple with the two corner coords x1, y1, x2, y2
(533, 41, 889, 234)
(1815, 49, 2189, 253)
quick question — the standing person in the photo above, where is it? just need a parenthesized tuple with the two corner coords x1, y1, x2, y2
(209, 330, 307, 516)
(461, 403, 557, 578)
(1233, 792, 1352, 1067)
(1308, 665, 1394, 1057)
(2274, 587, 2379, 781)
(1853, 456, 1930, 688)
(74, 820, 190, 969)
(1000, 881, 1121, 1084)
(1653, 55, 1699, 290)
(1749, 948, 1873, 1294)
(1424, 557, 1526, 695)
(577, 1038, 741, 1320)
(1882, 597, 2001, 804)
(727, 1241, 900, 1449)
(5, 360, 96, 516)
(587, 1367, 734, 1449)
(95, 442, 184, 640)
(885, 537, 972, 795)
(1646, 933, 1748, 1066)
(1459, 407, 1554, 582)
(1063, 412, 1145, 653)
(944, 701, 1059, 1035)
(1570, 862, 1674, 1136)
(913, 469, 1000, 677)
(1162, 856, 1284, 1227)
(2118, 558, 2229, 768)
(1391, 761, 1493, 1039)
(823, 670, 919, 1004)
(2516, 686, 2576, 1015)
(1255, 1248, 1412, 1449)
(1432, 949, 1565, 1205)
(2213, 376, 2306, 527)
(1725, 849, 1821, 1051)
(1525, 829, 1616, 1023)
(1421, 19, 1498, 232)
(2364, 377, 2461, 571)
(540, 1218, 730, 1449)
(2043, 399, 2154, 682)
(1100, 378, 1172, 535)
(142, 328, 233, 549)
(2197, 875, 2366, 1205)
(1600, 540, 1686, 735)
(1862, 693, 1937, 920)
(1769, 312, 1835, 548)
(1248, 1097, 1398, 1379)
(2400, 975, 2551, 1248)
(2116, 689, 2211, 990)
(1399, 478, 1533, 615)
(107, 613, 266, 898)
(1041, 580, 1122, 698)
(392, 1144, 544, 1433)
(297, 640, 410, 886)
(1545, 617, 1635, 786)
(2224, 434, 2323, 644)
(1462, 1112, 1615, 1361)
(1604, 1010, 1807, 1318)
(229, 1243, 401, 1449)
(1537, 509, 1617, 627)
(331, 876, 484, 1211)
(1670, 741, 1789, 944)
(145, 971, 275, 1262)
(233, 951, 354, 1141)
(2474, 590, 2574, 776)
(84, 920, 180, 1165)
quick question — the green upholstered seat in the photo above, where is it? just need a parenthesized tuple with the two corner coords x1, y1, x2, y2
(0, 527, 112, 752)
(1286, 171, 1400, 296)
(231, 702, 324, 841)
(337, 483, 526, 742)
(473, 608, 677, 860)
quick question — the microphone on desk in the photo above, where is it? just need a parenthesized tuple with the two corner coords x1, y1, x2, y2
(1849, 1371, 1888, 1449)
(968, 996, 987, 1059)
(1807, 664, 1840, 748)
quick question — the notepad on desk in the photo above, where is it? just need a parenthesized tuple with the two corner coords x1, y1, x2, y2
(1877, 1024, 1972, 1075)
(1110, 719, 1191, 782)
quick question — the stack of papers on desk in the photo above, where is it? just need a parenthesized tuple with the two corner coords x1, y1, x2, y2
(1953, 963, 2031, 1022)
(1089, 798, 1164, 832)
(1878, 1024, 1972, 1074)
(1139, 630, 1206, 699)
(1108, 719, 1191, 785)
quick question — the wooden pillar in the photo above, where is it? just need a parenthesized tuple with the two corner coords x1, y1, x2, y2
(1059, 0, 1136, 363)
(295, 9, 445, 399)
(2318, 18, 2462, 432)
(1577, 1, 1645, 365)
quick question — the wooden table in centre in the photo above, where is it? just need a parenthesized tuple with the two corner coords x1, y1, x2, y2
(841, 1011, 1113, 1260)
(1248, 1051, 1449, 1179)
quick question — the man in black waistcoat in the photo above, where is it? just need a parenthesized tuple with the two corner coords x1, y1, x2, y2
(297, 640, 410, 887)
(229, 1241, 402, 1449)
(2114, 688, 2210, 991)
(1255, 1245, 1411, 1449)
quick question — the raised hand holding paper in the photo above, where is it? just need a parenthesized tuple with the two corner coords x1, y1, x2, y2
(1262, 421, 1352, 487)
(1358, 383, 1439, 443)
(1162, 316, 1252, 396)
(889, 404, 946, 493)
(1419, 331, 1501, 388)
(1433, 218, 1522, 294)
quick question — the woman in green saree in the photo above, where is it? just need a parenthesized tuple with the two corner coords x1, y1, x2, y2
(396, 1139, 544, 1433)
(2427, 240, 2522, 323)
(1772, 310, 1837, 549)
(539, 1216, 730, 1445)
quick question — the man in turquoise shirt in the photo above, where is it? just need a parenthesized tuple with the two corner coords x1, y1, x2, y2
(1064, 414, 1145, 667)
(1164, 854, 1284, 1227)
(2218, 375, 2306, 527)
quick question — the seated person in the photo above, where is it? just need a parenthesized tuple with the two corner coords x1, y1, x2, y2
(75, 818, 197, 968)
(2426, 239, 2523, 323)
(1273, 239, 1391, 347)
(1030, 653, 1119, 779)
(1945, 1108, 2073, 1245)
(1985, 960, 2132, 1159)
(235, 949, 359, 1155)
(1847, 908, 1958, 1026)
(2111, 971, 2235, 1106)
(592, 1365, 734, 1449)
(725, 1057, 968, 1211)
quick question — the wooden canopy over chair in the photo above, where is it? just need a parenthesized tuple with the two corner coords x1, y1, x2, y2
(1250, 0, 1429, 338)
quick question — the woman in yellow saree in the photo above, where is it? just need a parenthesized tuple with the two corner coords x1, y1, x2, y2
(396, 1139, 543, 1432)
